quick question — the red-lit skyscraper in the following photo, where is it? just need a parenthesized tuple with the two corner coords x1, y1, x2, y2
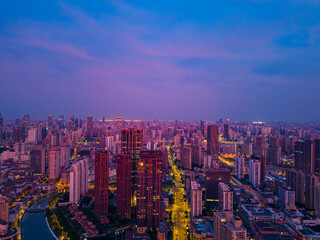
(121, 128, 143, 204)
(116, 153, 132, 219)
(137, 150, 162, 232)
(207, 125, 220, 157)
(94, 150, 109, 220)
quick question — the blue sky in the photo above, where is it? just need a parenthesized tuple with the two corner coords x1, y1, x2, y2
(0, 0, 320, 121)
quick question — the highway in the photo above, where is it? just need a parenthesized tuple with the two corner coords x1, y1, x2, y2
(168, 149, 190, 240)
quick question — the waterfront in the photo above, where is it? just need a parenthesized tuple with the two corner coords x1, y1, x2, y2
(20, 195, 56, 240)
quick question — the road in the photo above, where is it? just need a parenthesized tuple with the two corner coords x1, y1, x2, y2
(168, 149, 190, 240)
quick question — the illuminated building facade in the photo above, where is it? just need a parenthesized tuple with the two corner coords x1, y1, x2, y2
(48, 146, 61, 183)
(116, 153, 132, 219)
(121, 128, 143, 204)
(207, 125, 220, 157)
(94, 150, 109, 219)
(136, 150, 162, 231)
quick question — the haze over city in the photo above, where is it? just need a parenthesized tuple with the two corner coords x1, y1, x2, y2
(1, 0, 320, 121)
(1, 1, 320, 240)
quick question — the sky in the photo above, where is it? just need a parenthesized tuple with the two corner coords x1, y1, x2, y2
(0, 0, 320, 122)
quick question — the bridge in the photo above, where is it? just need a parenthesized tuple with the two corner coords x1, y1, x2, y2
(26, 207, 46, 213)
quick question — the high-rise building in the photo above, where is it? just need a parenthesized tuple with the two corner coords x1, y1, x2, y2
(218, 182, 233, 212)
(48, 147, 61, 183)
(191, 142, 201, 167)
(224, 123, 229, 141)
(116, 116, 123, 131)
(221, 219, 248, 240)
(181, 144, 192, 170)
(136, 150, 162, 231)
(278, 186, 295, 209)
(295, 140, 315, 175)
(48, 115, 53, 128)
(69, 159, 88, 203)
(86, 117, 93, 138)
(251, 155, 266, 184)
(121, 128, 143, 204)
(27, 127, 37, 143)
(94, 151, 109, 220)
(286, 169, 305, 205)
(235, 156, 244, 179)
(69, 162, 80, 203)
(266, 146, 281, 165)
(249, 159, 261, 186)
(200, 120, 204, 136)
(213, 211, 234, 240)
(116, 154, 132, 219)
(60, 143, 71, 167)
(305, 174, 319, 210)
(206, 168, 230, 202)
(0, 196, 9, 224)
(207, 125, 219, 157)
(30, 146, 45, 174)
(22, 114, 30, 139)
(315, 139, 320, 176)
(315, 186, 320, 216)
(0, 113, 3, 127)
(191, 181, 202, 218)
(79, 158, 88, 195)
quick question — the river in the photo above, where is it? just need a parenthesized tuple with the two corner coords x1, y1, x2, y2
(20, 194, 57, 240)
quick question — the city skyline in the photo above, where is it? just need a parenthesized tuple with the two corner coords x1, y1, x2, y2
(1, 0, 320, 121)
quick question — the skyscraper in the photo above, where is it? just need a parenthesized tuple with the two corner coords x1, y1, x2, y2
(116, 154, 132, 219)
(267, 145, 281, 166)
(286, 169, 305, 205)
(48, 147, 61, 183)
(218, 182, 233, 212)
(305, 174, 319, 210)
(200, 120, 204, 136)
(235, 156, 244, 179)
(191, 142, 201, 167)
(69, 159, 88, 203)
(0, 196, 9, 224)
(30, 146, 45, 174)
(22, 114, 30, 139)
(278, 186, 295, 209)
(0, 113, 3, 127)
(94, 150, 109, 220)
(116, 116, 123, 131)
(251, 154, 266, 184)
(249, 158, 261, 186)
(206, 168, 230, 202)
(315, 139, 320, 176)
(136, 150, 162, 232)
(79, 158, 89, 195)
(181, 144, 192, 170)
(207, 125, 219, 157)
(295, 140, 315, 175)
(315, 186, 320, 216)
(86, 117, 93, 138)
(60, 143, 71, 167)
(69, 162, 80, 203)
(191, 181, 202, 218)
(48, 115, 53, 128)
(224, 123, 229, 141)
(121, 128, 143, 204)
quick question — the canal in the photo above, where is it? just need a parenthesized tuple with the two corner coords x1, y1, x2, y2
(20, 193, 57, 240)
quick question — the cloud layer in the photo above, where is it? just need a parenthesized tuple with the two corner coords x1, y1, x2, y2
(0, 0, 320, 122)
